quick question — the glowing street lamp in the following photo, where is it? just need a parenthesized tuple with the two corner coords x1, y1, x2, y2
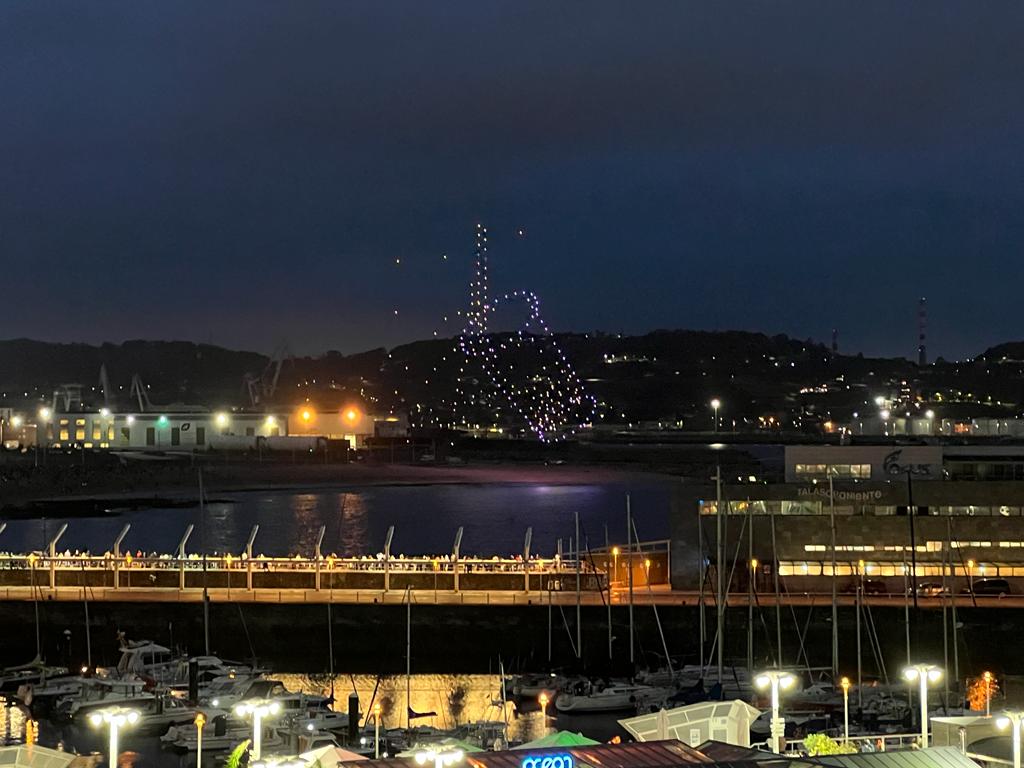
(755, 670, 796, 753)
(194, 712, 206, 768)
(612, 546, 620, 585)
(538, 691, 549, 721)
(415, 749, 464, 768)
(997, 711, 1024, 768)
(710, 399, 721, 433)
(88, 706, 139, 768)
(840, 677, 851, 743)
(234, 700, 281, 760)
(903, 664, 942, 747)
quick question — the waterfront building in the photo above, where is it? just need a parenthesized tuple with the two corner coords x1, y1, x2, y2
(672, 443, 1024, 592)
(35, 410, 289, 451)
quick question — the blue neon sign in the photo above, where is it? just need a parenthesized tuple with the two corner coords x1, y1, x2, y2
(521, 756, 574, 768)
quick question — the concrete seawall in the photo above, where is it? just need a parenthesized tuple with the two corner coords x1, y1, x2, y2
(1, 600, 1021, 679)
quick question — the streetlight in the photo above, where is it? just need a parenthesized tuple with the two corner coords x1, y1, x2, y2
(373, 702, 381, 760)
(754, 670, 796, 753)
(194, 712, 206, 768)
(415, 749, 464, 768)
(88, 706, 139, 768)
(234, 700, 281, 760)
(840, 677, 851, 744)
(612, 546, 620, 585)
(904, 664, 942, 747)
(984, 671, 994, 716)
(538, 691, 549, 721)
(710, 399, 721, 433)
(997, 711, 1024, 768)
(968, 560, 976, 595)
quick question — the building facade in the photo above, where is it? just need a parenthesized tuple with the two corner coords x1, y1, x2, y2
(670, 443, 1024, 592)
(36, 410, 289, 451)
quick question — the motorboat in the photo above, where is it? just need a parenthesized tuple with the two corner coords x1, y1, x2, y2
(511, 673, 566, 699)
(555, 681, 667, 713)
(0, 658, 69, 693)
(162, 715, 284, 753)
(54, 677, 155, 722)
(135, 696, 219, 735)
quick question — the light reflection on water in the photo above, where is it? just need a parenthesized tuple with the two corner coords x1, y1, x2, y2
(0, 700, 27, 745)
(0, 482, 669, 558)
(8, 674, 617, 764)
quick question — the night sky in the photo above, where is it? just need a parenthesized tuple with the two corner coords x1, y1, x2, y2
(2, 2, 1023, 360)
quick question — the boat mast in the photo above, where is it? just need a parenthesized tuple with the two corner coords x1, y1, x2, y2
(747, 497, 754, 674)
(770, 508, 782, 665)
(715, 463, 724, 685)
(627, 494, 634, 666)
(405, 585, 412, 731)
(605, 525, 612, 660)
(575, 511, 582, 660)
(199, 469, 210, 657)
(828, 470, 838, 682)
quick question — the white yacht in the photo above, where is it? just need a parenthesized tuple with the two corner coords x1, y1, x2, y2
(162, 716, 285, 753)
(555, 681, 667, 713)
(55, 677, 155, 722)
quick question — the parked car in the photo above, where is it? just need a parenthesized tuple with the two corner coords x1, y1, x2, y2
(844, 579, 887, 595)
(962, 578, 1011, 597)
(916, 582, 951, 597)
(861, 579, 888, 595)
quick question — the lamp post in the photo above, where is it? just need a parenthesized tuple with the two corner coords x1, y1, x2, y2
(194, 712, 206, 768)
(997, 711, 1024, 768)
(755, 670, 796, 754)
(373, 702, 381, 760)
(415, 748, 464, 768)
(538, 691, 549, 722)
(904, 664, 942, 748)
(88, 706, 139, 768)
(710, 399, 721, 433)
(840, 677, 851, 744)
(984, 671, 994, 716)
(612, 546, 620, 585)
(234, 700, 281, 760)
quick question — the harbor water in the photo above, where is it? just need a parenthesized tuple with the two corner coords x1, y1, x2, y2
(0, 481, 672, 557)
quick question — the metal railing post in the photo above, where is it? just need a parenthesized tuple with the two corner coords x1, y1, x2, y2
(524, 527, 533, 593)
(48, 523, 69, 590)
(112, 524, 130, 591)
(177, 524, 194, 591)
(384, 526, 395, 592)
(315, 525, 326, 591)
(452, 527, 463, 593)
(245, 525, 259, 591)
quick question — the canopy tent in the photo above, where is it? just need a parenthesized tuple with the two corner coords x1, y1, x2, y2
(0, 746, 79, 768)
(620, 700, 762, 747)
(397, 738, 484, 757)
(300, 745, 367, 767)
(513, 731, 600, 750)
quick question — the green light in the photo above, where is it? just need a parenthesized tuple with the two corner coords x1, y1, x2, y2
(158, 415, 168, 426)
